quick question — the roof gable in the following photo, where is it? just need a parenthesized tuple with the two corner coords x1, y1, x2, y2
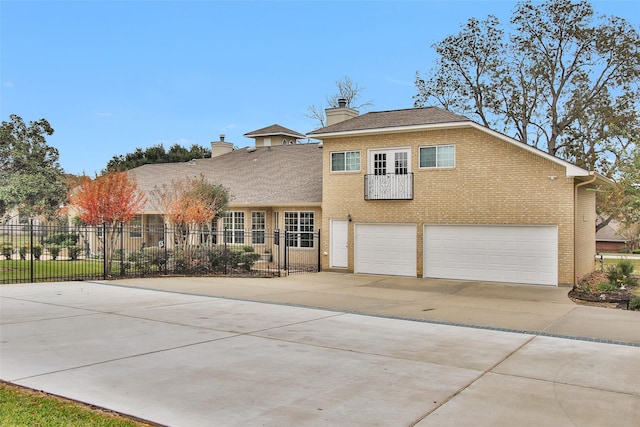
(244, 124, 306, 139)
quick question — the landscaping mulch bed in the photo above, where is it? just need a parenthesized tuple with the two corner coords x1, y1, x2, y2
(569, 270, 636, 310)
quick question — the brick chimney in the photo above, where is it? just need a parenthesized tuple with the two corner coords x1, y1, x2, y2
(325, 98, 358, 126)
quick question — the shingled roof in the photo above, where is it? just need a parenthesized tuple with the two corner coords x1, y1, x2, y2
(129, 143, 322, 211)
(243, 124, 306, 139)
(307, 107, 470, 136)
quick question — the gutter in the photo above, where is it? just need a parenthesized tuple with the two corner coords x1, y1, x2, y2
(574, 172, 598, 284)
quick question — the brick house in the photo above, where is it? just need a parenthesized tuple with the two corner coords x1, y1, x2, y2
(127, 128, 323, 262)
(307, 103, 610, 286)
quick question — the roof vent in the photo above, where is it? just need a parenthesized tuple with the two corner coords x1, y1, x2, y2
(246, 146, 257, 153)
(338, 98, 347, 108)
(220, 134, 225, 142)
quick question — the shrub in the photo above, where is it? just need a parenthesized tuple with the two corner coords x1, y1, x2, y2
(48, 245, 61, 260)
(43, 232, 79, 247)
(113, 249, 125, 261)
(240, 251, 261, 270)
(31, 245, 42, 261)
(1, 242, 13, 260)
(630, 297, 640, 310)
(606, 260, 637, 288)
(597, 282, 618, 292)
(18, 246, 28, 260)
(67, 246, 82, 260)
(127, 247, 166, 275)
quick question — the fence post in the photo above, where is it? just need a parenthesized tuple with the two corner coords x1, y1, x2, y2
(29, 219, 34, 283)
(163, 223, 168, 275)
(284, 230, 288, 273)
(102, 222, 107, 280)
(223, 227, 228, 274)
(119, 222, 124, 277)
(317, 229, 321, 272)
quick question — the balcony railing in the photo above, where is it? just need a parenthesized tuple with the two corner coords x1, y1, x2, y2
(364, 173, 414, 200)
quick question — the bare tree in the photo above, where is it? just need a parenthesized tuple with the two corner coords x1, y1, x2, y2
(306, 76, 374, 128)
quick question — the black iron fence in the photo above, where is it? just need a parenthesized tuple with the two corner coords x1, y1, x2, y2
(0, 222, 320, 284)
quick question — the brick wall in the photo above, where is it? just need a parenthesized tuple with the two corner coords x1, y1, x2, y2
(320, 126, 587, 285)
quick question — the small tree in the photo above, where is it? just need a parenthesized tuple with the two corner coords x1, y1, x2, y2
(152, 175, 229, 251)
(68, 171, 145, 276)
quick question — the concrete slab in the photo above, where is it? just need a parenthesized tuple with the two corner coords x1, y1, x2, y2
(453, 281, 573, 303)
(0, 297, 95, 324)
(3, 277, 640, 427)
(0, 281, 213, 311)
(118, 298, 342, 334)
(0, 310, 235, 380)
(15, 334, 481, 427)
(543, 306, 640, 345)
(256, 313, 533, 371)
(493, 336, 640, 395)
(415, 372, 640, 427)
(374, 297, 575, 332)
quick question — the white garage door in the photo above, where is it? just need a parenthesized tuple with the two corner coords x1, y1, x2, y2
(355, 224, 416, 277)
(424, 225, 558, 286)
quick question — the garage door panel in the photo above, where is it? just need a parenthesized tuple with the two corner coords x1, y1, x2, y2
(355, 224, 416, 277)
(424, 225, 558, 286)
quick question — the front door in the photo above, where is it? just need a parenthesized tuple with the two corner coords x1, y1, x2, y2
(330, 219, 348, 268)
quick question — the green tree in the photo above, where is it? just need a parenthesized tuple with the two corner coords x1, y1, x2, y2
(414, 0, 639, 169)
(106, 143, 212, 171)
(0, 115, 67, 220)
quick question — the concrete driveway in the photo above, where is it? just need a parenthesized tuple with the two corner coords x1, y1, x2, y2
(1, 275, 639, 426)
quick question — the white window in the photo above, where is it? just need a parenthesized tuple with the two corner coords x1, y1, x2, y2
(331, 151, 360, 172)
(368, 148, 411, 175)
(420, 145, 455, 168)
(222, 211, 245, 244)
(284, 211, 315, 248)
(251, 211, 266, 244)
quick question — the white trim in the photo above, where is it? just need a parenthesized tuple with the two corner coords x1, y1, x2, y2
(311, 120, 592, 178)
(330, 219, 349, 268)
(367, 146, 412, 174)
(419, 144, 456, 169)
(330, 150, 361, 172)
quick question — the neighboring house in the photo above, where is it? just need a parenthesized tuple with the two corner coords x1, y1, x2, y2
(307, 102, 610, 286)
(126, 129, 323, 260)
(596, 220, 627, 253)
(1, 208, 48, 228)
(243, 124, 307, 147)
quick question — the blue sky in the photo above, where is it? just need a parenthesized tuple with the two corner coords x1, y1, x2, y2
(2, 0, 638, 176)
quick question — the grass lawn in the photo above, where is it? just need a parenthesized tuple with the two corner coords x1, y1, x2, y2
(599, 256, 640, 271)
(0, 260, 104, 283)
(0, 382, 154, 427)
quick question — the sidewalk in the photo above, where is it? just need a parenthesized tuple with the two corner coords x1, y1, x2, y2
(109, 272, 640, 345)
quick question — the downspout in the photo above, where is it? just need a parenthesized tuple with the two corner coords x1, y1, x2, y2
(574, 172, 597, 285)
